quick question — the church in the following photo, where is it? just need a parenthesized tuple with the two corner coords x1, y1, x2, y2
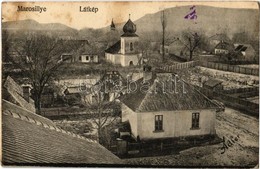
(105, 16, 142, 67)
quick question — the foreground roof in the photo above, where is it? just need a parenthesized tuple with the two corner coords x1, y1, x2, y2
(2, 100, 122, 165)
(119, 73, 219, 112)
(3, 76, 36, 113)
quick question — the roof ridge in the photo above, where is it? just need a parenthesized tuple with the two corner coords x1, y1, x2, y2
(137, 78, 157, 112)
(181, 80, 220, 108)
(3, 100, 98, 144)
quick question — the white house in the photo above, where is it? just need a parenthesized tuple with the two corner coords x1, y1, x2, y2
(79, 54, 99, 63)
(119, 73, 219, 141)
(214, 41, 234, 55)
(105, 16, 142, 67)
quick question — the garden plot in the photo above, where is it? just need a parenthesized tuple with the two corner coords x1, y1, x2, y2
(177, 67, 259, 90)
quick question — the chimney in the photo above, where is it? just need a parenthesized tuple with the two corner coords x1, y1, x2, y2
(143, 65, 152, 82)
(22, 85, 31, 102)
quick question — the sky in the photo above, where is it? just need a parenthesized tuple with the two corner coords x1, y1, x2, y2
(2, 1, 259, 30)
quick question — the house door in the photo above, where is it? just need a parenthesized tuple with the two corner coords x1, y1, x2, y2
(129, 61, 133, 66)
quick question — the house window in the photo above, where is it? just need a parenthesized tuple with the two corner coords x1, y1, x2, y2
(155, 115, 163, 131)
(191, 113, 200, 129)
(79, 56, 82, 61)
(130, 42, 133, 51)
(86, 56, 89, 61)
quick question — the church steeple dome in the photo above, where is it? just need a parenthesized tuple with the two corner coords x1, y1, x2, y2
(122, 14, 138, 37)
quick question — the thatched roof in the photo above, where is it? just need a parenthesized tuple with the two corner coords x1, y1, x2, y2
(119, 73, 219, 112)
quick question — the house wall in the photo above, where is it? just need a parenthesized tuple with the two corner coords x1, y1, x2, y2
(215, 49, 229, 55)
(105, 53, 122, 65)
(244, 46, 256, 61)
(121, 103, 140, 138)
(80, 55, 98, 63)
(136, 109, 216, 140)
(160, 45, 170, 55)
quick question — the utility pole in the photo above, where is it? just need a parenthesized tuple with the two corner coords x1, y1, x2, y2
(161, 9, 167, 62)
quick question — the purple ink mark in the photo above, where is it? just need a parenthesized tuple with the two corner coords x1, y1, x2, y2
(184, 6, 198, 23)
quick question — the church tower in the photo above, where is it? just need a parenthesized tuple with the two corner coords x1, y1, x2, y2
(105, 14, 142, 67)
(120, 14, 139, 55)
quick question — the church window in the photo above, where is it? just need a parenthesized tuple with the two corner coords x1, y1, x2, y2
(130, 42, 133, 51)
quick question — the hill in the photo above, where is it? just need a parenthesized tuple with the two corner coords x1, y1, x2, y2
(95, 5, 259, 40)
(2, 19, 78, 39)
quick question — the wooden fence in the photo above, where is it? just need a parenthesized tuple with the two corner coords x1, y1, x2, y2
(224, 87, 259, 94)
(159, 61, 199, 72)
(195, 86, 259, 116)
(200, 61, 259, 76)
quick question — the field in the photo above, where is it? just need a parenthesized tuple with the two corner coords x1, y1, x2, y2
(123, 107, 259, 167)
(177, 66, 259, 90)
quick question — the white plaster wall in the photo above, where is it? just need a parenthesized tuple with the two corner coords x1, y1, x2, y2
(121, 53, 142, 67)
(137, 109, 216, 140)
(121, 103, 138, 137)
(120, 37, 139, 54)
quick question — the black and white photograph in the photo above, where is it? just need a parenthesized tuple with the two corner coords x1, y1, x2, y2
(1, 1, 259, 167)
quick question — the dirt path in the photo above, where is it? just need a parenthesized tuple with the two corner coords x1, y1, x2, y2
(124, 108, 259, 167)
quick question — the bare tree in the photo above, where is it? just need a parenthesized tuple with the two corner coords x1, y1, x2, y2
(81, 75, 122, 143)
(161, 9, 167, 62)
(181, 31, 201, 61)
(11, 35, 72, 113)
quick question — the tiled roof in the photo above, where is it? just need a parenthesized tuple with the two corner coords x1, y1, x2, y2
(215, 41, 234, 50)
(203, 79, 223, 88)
(105, 40, 121, 54)
(210, 34, 231, 42)
(3, 76, 36, 113)
(2, 100, 122, 165)
(235, 44, 254, 52)
(119, 73, 219, 112)
(235, 45, 244, 51)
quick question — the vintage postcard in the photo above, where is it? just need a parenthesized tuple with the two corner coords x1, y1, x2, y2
(1, 1, 259, 167)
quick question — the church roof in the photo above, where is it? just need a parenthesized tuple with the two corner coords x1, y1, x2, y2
(121, 18, 138, 37)
(119, 73, 219, 112)
(105, 40, 121, 54)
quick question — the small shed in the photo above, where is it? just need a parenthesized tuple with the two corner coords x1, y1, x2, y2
(203, 79, 224, 92)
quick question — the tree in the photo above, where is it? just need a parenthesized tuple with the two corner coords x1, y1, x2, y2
(161, 9, 167, 62)
(11, 35, 72, 113)
(138, 40, 151, 64)
(181, 31, 202, 61)
(81, 74, 122, 142)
